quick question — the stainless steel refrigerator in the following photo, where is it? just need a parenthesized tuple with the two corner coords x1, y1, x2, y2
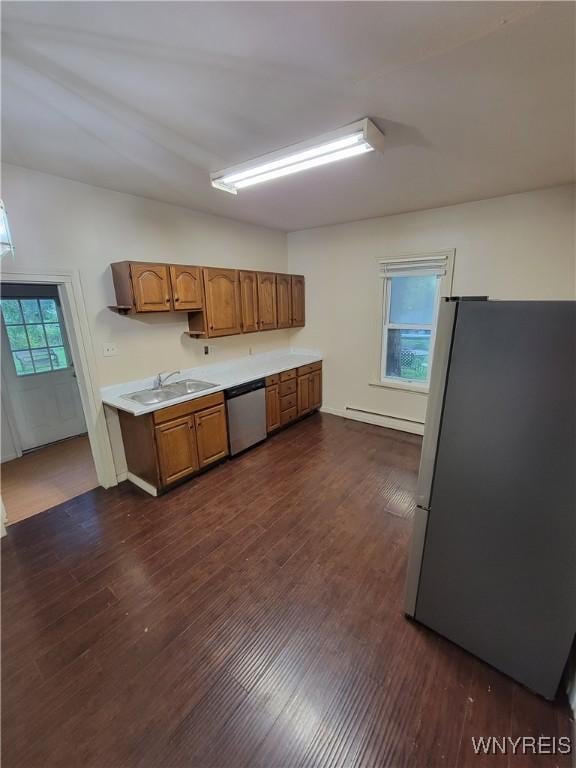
(404, 298, 576, 699)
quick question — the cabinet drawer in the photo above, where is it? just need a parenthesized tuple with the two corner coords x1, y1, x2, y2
(280, 393, 297, 412)
(297, 361, 322, 377)
(280, 406, 297, 425)
(153, 391, 224, 425)
(279, 379, 297, 396)
(280, 368, 296, 382)
(265, 374, 279, 387)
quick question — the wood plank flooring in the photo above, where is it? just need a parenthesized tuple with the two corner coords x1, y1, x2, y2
(2, 413, 571, 768)
(2, 435, 98, 525)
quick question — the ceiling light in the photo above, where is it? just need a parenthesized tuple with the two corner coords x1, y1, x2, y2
(210, 118, 384, 194)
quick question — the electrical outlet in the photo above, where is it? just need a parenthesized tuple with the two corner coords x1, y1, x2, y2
(203, 345, 216, 356)
(103, 342, 118, 357)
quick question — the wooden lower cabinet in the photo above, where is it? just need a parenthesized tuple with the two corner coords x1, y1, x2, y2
(268, 363, 322, 434)
(281, 406, 298, 425)
(297, 374, 310, 414)
(156, 416, 199, 485)
(119, 392, 229, 493)
(309, 370, 322, 410)
(119, 366, 321, 494)
(266, 384, 281, 433)
(297, 363, 323, 416)
(194, 405, 228, 467)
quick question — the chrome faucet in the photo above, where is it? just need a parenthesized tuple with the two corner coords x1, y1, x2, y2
(154, 370, 181, 389)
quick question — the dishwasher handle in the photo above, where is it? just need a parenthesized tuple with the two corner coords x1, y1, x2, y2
(224, 378, 266, 400)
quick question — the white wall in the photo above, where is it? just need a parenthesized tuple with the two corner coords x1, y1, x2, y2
(288, 185, 575, 431)
(2, 164, 290, 477)
(2, 164, 290, 386)
(1, 398, 19, 463)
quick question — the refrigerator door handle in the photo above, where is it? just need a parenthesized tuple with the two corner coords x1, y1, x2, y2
(416, 300, 457, 509)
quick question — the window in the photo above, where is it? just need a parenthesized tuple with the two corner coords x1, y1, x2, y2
(0, 298, 70, 376)
(379, 251, 454, 388)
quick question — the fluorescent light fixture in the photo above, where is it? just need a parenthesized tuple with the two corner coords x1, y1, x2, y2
(210, 118, 384, 194)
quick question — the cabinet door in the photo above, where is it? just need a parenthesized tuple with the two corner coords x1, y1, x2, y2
(291, 275, 305, 327)
(309, 370, 322, 411)
(194, 404, 229, 467)
(130, 264, 171, 312)
(298, 373, 311, 415)
(155, 416, 199, 486)
(169, 265, 203, 310)
(276, 274, 292, 329)
(266, 384, 281, 432)
(257, 273, 277, 331)
(239, 271, 259, 333)
(202, 268, 242, 337)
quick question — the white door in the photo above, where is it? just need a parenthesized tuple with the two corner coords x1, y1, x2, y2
(1, 295, 86, 450)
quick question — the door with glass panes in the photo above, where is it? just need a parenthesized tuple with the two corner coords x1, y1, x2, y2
(0, 289, 86, 450)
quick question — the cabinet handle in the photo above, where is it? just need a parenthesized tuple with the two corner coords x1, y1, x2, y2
(174, 295, 179, 302)
(165, 296, 170, 303)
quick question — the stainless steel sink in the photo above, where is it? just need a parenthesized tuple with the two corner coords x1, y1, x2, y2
(125, 388, 179, 405)
(124, 379, 219, 406)
(168, 379, 219, 395)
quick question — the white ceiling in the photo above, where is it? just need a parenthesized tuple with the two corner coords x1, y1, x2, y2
(2, 2, 574, 231)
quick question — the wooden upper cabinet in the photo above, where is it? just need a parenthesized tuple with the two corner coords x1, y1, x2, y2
(276, 274, 292, 329)
(110, 262, 306, 332)
(239, 271, 259, 333)
(169, 265, 203, 311)
(194, 404, 229, 467)
(155, 416, 199, 486)
(257, 273, 277, 331)
(291, 275, 305, 327)
(202, 267, 242, 337)
(130, 263, 171, 312)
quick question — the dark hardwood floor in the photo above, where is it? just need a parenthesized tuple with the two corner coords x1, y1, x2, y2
(2, 413, 571, 767)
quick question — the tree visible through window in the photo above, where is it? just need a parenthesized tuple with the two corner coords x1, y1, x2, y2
(0, 298, 69, 375)
(381, 274, 440, 384)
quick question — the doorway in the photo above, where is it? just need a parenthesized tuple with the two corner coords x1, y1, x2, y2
(1, 283, 98, 524)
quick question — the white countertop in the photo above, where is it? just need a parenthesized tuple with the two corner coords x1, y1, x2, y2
(100, 347, 323, 416)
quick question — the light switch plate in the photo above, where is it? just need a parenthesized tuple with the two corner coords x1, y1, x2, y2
(103, 342, 118, 357)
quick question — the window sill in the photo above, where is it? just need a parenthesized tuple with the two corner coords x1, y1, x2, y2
(369, 379, 430, 395)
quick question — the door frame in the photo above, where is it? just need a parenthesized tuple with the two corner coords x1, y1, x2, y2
(1, 269, 117, 489)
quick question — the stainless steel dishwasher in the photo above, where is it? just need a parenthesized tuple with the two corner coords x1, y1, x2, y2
(224, 378, 267, 456)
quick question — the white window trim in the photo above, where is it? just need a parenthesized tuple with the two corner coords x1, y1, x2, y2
(375, 249, 455, 394)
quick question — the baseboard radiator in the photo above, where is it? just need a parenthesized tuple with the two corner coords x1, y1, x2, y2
(345, 406, 424, 426)
(317, 405, 425, 435)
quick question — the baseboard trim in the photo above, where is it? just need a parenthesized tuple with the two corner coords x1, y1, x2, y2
(1, 450, 21, 463)
(126, 472, 158, 497)
(320, 406, 424, 435)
